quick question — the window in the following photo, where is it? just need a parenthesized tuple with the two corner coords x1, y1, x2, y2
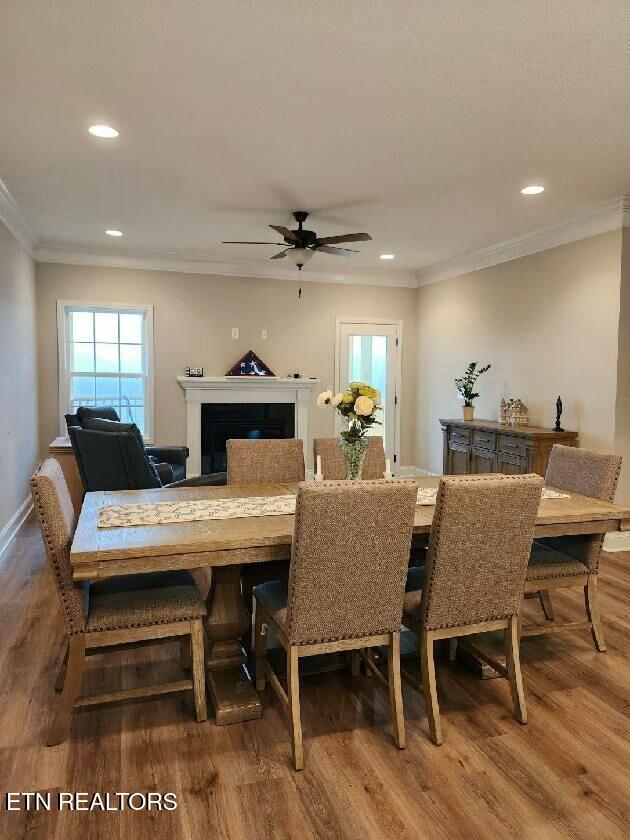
(57, 302, 154, 439)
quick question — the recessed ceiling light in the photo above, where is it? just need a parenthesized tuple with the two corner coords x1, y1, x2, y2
(88, 124, 119, 139)
(105, 229, 123, 237)
(380, 254, 395, 260)
(520, 185, 545, 195)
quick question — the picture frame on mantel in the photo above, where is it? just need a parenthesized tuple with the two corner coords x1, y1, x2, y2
(225, 349, 276, 377)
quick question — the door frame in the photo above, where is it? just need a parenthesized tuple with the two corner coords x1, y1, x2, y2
(334, 316, 403, 468)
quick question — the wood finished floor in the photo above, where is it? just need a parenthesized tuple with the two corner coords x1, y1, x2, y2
(1, 517, 629, 840)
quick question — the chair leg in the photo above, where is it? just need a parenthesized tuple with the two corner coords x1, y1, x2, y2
(363, 648, 375, 677)
(505, 615, 527, 725)
(48, 634, 85, 746)
(388, 633, 405, 749)
(180, 636, 192, 672)
(584, 575, 606, 652)
(190, 619, 207, 722)
(55, 643, 69, 692)
(448, 638, 458, 662)
(538, 590, 555, 621)
(420, 630, 442, 746)
(254, 604, 267, 692)
(350, 651, 361, 677)
(287, 646, 303, 770)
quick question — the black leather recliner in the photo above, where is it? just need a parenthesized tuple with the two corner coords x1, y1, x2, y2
(66, 410, 226, 492)
(66, 405, 189, 482)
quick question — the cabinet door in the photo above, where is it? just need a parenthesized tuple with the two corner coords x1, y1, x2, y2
(470, 447, 496, 474)
(496, 451, 527, 475)
(447, 441, 470, 475)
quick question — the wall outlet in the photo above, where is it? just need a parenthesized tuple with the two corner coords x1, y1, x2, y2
(231, 327, 239, 339)
(261, 328, 268, 340)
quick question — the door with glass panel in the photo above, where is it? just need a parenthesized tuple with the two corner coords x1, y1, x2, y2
(61, 305, 151, 437)
(337, 321, 400, 464)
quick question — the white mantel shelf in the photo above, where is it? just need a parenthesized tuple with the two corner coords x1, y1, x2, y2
(176, 376, 320, 391)
(177, 376, 321, 475)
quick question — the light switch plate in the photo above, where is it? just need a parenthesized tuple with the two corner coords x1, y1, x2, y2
(261, 328, 268, 340)
(231, 327, 239, 339)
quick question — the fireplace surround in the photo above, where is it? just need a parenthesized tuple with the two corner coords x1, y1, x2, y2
(177, 376, 320, 475)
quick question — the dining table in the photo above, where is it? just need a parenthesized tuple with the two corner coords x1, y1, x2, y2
(70, 476, 630, 725)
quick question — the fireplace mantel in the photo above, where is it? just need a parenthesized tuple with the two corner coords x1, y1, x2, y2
(176, 376, 320, 475)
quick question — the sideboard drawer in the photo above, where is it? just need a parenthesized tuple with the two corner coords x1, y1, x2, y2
(472, 429, 496, 449)
(450, 427, 471, 444)
(498, 434, 527, 457)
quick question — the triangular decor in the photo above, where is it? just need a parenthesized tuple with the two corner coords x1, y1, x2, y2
(225, 350, 276, 377)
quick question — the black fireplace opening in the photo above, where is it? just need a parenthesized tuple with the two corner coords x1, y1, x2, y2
(201, 403, 295, 474)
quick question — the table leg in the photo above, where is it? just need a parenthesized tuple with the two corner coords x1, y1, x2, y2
(204, 564, 262, 725)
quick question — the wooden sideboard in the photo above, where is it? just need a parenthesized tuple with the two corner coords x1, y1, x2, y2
(440, 419, 578, 477)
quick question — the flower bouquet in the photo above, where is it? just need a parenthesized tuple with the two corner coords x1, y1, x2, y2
(317, 381, 381, 479)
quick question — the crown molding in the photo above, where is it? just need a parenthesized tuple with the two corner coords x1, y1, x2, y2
(23, 195, 630, 289)
(34, 241, 418, 288)
(416, 196, 630, 287)
(0, 178, 37, 255)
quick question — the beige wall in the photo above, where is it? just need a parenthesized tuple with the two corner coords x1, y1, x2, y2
(35, 263, 417, 467)
(614, 228, 630, 503)
(415, 231, 625, 491)
(0, 220, 38, 534)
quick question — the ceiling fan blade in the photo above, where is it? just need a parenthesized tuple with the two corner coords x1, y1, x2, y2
(270, 248, 290, 259)
(316, 245, 360, 256)
(222, 241, 286, 245)
(270, 225, 299, 242)
(314, 233, 372, 245)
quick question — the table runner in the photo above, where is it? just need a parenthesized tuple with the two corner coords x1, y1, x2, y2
(415, 486, 569, 506)
(98, 494, 297, 528)
(98, 486, 570, 528)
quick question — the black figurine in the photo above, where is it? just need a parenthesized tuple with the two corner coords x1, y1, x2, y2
(553, 395, 564, 432)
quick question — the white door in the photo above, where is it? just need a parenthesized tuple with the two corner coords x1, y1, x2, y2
(337, 320, 400, 465)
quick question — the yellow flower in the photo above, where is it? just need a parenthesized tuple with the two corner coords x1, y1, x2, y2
(342, 392, 354, 404)
(355, 396, 375, 416)
(359, 385, 378, 399)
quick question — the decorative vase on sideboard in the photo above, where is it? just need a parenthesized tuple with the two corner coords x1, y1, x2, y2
(463, 406, 474, 421)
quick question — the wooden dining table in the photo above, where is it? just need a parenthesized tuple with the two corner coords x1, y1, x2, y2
(70, 476, 630, 725)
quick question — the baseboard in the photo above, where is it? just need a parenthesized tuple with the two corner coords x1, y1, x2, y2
(0, 497, 33, 560)
(603, 531, 630, 552)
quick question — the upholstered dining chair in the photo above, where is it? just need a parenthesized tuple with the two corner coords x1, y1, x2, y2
(226, 438, 306, 617)
(254, 479, 418, 770)
(30, 459, 208, 746)
(313, 436, 387, 479)
(226, 438, 305, 485)
(403, 473, 543, 746)
(523, 444, 622, 651)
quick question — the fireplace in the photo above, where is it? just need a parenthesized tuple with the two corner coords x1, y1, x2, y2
(201, 403, 295, 474)
(177, 376, 320, 475)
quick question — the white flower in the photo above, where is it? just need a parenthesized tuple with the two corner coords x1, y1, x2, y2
(354, 395, 375, 416)
(317, 390, 334, 408)
(332, 393, 343, 407)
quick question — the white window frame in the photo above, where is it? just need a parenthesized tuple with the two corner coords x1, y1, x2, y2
(334, 316, 403, 468)
(57, 300, 155, 442)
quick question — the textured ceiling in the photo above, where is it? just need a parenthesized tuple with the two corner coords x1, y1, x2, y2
(1, 0, 630, 281)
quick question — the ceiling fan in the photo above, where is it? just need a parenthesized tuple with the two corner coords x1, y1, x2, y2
(222, 210, 372, 270)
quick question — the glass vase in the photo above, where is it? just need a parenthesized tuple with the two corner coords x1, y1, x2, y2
(340, 436, 370, 480)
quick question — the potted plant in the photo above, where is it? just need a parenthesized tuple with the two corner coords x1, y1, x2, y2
(317, 382, 381, 479)
(454, 362, 491, 421)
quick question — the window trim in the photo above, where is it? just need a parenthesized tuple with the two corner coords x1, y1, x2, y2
(56, 300, 155, 442)
(334, 316, 403, 468)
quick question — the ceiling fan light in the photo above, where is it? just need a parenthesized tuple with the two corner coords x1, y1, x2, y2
(286, 248, 314, 268)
